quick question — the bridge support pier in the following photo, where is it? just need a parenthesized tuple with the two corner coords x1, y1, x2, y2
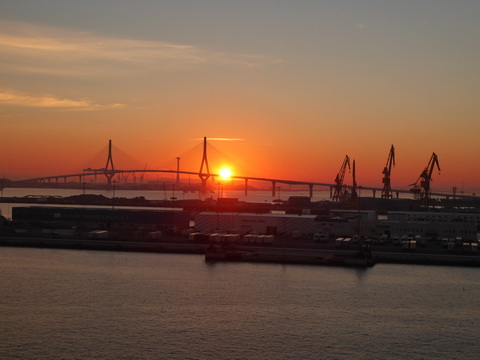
(104, 139, 116, 185)
(271, 181, 276, 197)
(309, 184, 314, 198)
(198, 137, 211, 194)
(329, 186, 333, 199)
(244, 178, 248, 196)
(372, 189, 376, 198)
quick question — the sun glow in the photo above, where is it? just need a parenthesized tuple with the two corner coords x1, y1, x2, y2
(219, 167, 232, 180)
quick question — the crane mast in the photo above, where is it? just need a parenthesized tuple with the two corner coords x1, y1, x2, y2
(332, 155, 351, 202)
(410, 152, 441, 202)
(381, 145, 395, 199)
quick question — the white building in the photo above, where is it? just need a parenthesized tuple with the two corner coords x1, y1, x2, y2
(328, 210, 479, 242)
(194, 212, 318, 236)
(385, 211, 478, 241)
(313, 217, 350, 238)
(194, 210, 479, 242)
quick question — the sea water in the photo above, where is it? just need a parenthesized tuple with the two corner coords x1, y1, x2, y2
(1, 247, 479, 360)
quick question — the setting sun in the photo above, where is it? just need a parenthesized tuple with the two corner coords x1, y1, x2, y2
(219, 168, 232, 180)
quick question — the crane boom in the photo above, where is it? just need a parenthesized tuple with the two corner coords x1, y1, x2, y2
(381, 145, 395, 199)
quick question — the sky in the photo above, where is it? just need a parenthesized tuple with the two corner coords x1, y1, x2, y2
(1, 0, 480, 193)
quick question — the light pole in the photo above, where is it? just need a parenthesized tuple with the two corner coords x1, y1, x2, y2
(176, 157, 181, 186)
(112, 180, 116, 211)
(216, 181, 223, 232)
(82, 182, 86, 206)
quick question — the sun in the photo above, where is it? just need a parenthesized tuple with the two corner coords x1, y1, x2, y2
(219, 168, 232, 180)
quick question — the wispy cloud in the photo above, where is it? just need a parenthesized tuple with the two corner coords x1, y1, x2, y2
(195, 138, 245, 141)
(0, 89, 124, 110)
(0, 20, 282, 78)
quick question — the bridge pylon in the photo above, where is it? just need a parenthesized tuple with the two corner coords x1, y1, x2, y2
(198, 137, 211, 193)
(104, 139, 115, 185)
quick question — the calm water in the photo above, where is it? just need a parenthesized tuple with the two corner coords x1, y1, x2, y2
(1, 247, 479, 360)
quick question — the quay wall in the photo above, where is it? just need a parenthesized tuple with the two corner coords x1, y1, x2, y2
(2, 235, 480, 268)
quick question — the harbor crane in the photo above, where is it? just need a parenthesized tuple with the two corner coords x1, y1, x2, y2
(332, 155, 351, 202)
(410, 152, 441, 202)
(381, 145, 395, 199)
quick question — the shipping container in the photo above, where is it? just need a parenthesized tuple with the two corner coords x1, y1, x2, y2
(147, 231, 162, 240)
(88, 230, 109, 239)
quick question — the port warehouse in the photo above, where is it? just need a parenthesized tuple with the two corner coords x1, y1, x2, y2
(11, 207, 190, 232)
(9, 206, 479, 244)
(195, 210, 479, 242)
(195, 212, 319, 236)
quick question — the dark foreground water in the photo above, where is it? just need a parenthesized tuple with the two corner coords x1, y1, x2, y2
(1, 248, 479, 360)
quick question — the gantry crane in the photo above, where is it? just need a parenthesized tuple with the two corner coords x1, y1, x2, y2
(332, 155, 350, 202)
(381, 145, 395, 199)
(410, 152, 441, 202)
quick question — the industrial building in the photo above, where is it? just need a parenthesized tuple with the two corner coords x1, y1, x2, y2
(388, 211, 480, 224)
(194, 212, 318, 236)
(12, 206, 190, 231)
(194, 210, 478, 243)
(321, 209, 479, 241)
(383, 211, 479, 241)
(10, 206, 479, 243)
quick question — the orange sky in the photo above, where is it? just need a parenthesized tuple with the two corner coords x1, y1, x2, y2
(1, 2, 480, 194)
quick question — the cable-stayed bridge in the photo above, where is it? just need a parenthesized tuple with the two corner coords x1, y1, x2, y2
(11, 138, 473, 200)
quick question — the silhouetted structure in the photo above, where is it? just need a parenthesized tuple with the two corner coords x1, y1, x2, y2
(11, 139, 472, 203)
(410, 152, 441, 204)
(198, 137, 211, 193)
(332, 155, 351, 202)
(381, 145, 395, 199)
(104, 139, 115, 185)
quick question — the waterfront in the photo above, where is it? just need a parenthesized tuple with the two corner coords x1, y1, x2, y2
(0, 187, 325, 220)
(0, 186, 417, 220)
(2, 187, 480, 268)
(1, 247, 479, 360)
